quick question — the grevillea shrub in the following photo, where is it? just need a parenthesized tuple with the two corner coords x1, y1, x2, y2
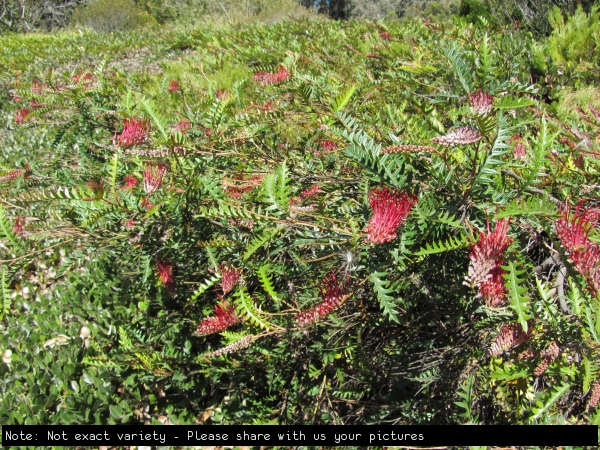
(2, 13, 600, 428)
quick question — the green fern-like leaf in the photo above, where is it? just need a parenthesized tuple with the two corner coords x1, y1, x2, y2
(442, 44, 473, 94)
(331, 85, 356, 113)
(220, 330, 249, 344)
(0, 205, 22, 250)
(473, 112, 511, 189)
(189, 273, 222, 301)
(118, 326, 134, 351)
(415, 234, 469, 256)
(82, 356, 118, 368)
(139, 96, 169, 140)
(13, 186, 103, 203)
(582, 356, 598, 393)
(257, 264, 280, 302)
(370, 271, 400, 323)
(243, 226, 282, 261)
(494, 95, 536, 110)
(502, 261, 532, 333)
(261, 162, 290, 214)
(233, 285, 270, 330)
(0, 268, 11, 321)
(456, 373, 478, 423)
(198, 236, 237, 247)
(196, 203, 266, 221)
(495, 196, 558, 219)
(530, 382, 570, 422)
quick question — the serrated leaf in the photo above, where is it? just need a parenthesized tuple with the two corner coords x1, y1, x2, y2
(243, 226, 282, 261)
(189, 273, 222, 302)
(530, 382, 570, 421)
(369, 271, 399, 323)
(233, 286, 270, 330)
(331, 85, 356, 112)
(502, 261, 532, 333)
(415, 234, 469, 255)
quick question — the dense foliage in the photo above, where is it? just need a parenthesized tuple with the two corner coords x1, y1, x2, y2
(1, 4, 600, 437)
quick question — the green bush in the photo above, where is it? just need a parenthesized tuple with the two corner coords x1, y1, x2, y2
(2, 14, 600, 429)
(72, 0, 154, 32)
(458, 0, 494, 24)
(533, 5, 600, 81)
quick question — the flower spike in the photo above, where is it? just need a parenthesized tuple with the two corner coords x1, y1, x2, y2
(365, 186, 417, 244)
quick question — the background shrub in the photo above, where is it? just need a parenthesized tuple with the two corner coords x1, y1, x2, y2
(71, 0, 153, 32)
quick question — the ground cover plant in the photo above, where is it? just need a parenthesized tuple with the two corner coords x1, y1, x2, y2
(1, 2, 600, 436)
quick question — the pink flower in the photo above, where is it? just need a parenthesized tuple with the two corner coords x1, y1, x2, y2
(14, 108, 32, 124)
(431, 126, 482, 147)
(556, 201, 600, 295)
(72, 73, 96, 88)
(196, 302, 240, 336)
(478, 261, 507, 306)
(118, 118, 150, 148)
(124, 219, 137, 228)
(290, 184, 323, 206)
(140, 197, 154, 210)
(365, 186, 418, 244)
(12, 216, 27, 238)
(218, 265, 242, 298)
(490, 322, 532, 355)
(465, 218, 512, 289)
(216, 89, 228, 100)
(318, 139, 338, 151)
(173, 120, 191, 134)
(122, 175, 138, 190)
(167, 80, 180, 92)
(143, 163, 168, 195)
(156, 259, 174, 289)
(0, 169, 27, 183)
(509, 134, 527, 159)
(252, 66, 290, 85)
(469, 89, 494, 116)
(379, 31, 392, 39)
(295, 272, 348, 326)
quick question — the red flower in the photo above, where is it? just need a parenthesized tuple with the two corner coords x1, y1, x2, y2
(295, 271, 348, 326)
(465, 218, 512, 289)
(143, 163, 168, 195)
(318, 139, 338, 151)
(167, 80, 180, 92)
(118, 118, 150, 148)
(122, 175, 138, 190)
(14, 108, 32, 124)
(72, 73, 96, 88)
(218, 265, 242, 298)
(12, 216, 27, 238)
(156, 259, 174, 289)
(0, 169, 27, 183)
(365, 186, 418, 244)
(490, 322, 532, 355)
(478, 261, 507, 306)
(215, 89, 228, 100)
(173, 120, 191, 134)
(124, 219, 137, 228)
(509, 134, 527, 159)
(290, 184, 323, 206)
(556, 201, 600, 295)
(196, 302, 240, 336)
(140, 197, 154, 210)
(379, 31, 392, 39)
(252, 66, 290, 85)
